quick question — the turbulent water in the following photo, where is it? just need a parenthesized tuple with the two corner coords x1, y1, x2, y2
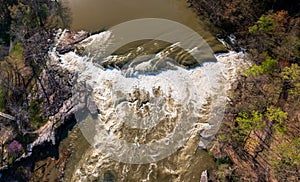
(49, 28, 248, 181)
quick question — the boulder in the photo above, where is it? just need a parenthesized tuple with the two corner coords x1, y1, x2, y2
(200, 170, 208, 182)
(56, 30, 88, 54)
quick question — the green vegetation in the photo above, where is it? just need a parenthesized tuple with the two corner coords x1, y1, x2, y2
(190, 2, 299, 180)
(0, 86, 6, 111)
(0, 2, 70, 179)
(236, 110, 265, 133)
(248, 55, 279, 75)
(215, 155, 232, 166)
(0, 42, 25, 110)
(280, 64, 300, 101)
(249, 14, 275, 34)
(10, 42, 23, 58)
(228, 107, 287, 146)
(271, 138, 300, 180)
(0, 0, 70, 131)
(266, 107, 287, 132)
(280, 64, 300, 82)
(0, 0, 70, 49)
(249, 11, 300, 62)
(29, 99, 46, 129)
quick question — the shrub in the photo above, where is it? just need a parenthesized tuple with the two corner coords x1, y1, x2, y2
(266, 107, 288, 132)
(244, 56, 278, 76)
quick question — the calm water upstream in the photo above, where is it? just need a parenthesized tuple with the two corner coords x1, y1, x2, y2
(62, 0, 224, 52)
(54, 0, 231, 181)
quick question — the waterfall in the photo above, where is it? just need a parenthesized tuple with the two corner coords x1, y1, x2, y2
(49, 29, 249, 181)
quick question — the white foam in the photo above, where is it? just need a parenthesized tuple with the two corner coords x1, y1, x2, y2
(49, 31, 249, 166)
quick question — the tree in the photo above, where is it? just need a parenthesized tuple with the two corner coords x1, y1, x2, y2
(280, 64, 300, 101)
(249, 15, 275, 35)
(234, 110, 265, 145)
(244, 55, 278, 76)
(248, 11, 300, 62)
(271, 138, 300, 180)
(265, 107, 287, 132)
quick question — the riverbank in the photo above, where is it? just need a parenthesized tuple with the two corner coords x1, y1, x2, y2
(187, 0, 300, 181)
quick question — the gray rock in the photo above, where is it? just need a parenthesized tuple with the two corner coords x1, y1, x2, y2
(200, 170, 208, 182)
(56, 30, 88, 54)
(198, 140, 207, 150)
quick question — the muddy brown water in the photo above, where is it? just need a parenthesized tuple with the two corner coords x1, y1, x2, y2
(40, 0, 221, 181)
(62, 0, 225, 52)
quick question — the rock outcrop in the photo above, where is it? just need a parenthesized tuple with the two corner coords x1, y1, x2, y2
(56, 30, 88, 54)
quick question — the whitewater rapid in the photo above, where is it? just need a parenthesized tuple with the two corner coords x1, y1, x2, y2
(49, 29, 249, 181)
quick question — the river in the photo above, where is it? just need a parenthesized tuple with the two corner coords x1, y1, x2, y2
(62, 0, 225, 53)
(38, 0, 246, 181)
